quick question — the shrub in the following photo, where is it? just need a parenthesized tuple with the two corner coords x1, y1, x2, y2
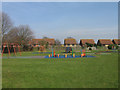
(108, 45, 112, 49)
(30, 46, 33, 51)
(108, 44, 118, 50)
(116, 45, 119, 49)
(82, 46, 84, 49)
(23, 45, 29, 51)
(89, 47, 92, 50)
(86, 43, 93, 47)
(94, 44, 97, 48)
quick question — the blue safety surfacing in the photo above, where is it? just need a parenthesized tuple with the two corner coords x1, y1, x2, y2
(45, 55, 95, 58)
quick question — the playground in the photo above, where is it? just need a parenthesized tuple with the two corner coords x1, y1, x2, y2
(2, 43, 96, 59)
(1, 2, 119, 88)
(2, 45, 118, 88)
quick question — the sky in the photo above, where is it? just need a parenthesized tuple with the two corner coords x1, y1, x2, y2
(2, 0, 120, 2)
(2, 2, 118, 44)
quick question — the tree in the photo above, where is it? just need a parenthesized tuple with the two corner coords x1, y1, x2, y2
(0, 12, 2, 46)
(0, 12, 13, 43)
(94, 44, 97, 48)
(16, 25, 34, 45)
(2, 12, 13, 36)
(67, 37, 73, 39)
(42, 36, 49, 39)
(5, 27, 18, 43)
(55, 39, 61, 45)
(2, 34, 8, 43)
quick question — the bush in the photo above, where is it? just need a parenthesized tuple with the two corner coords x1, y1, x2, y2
(86, 43, 93, 47)
(97, 43, 102, 46)
(89, 47, 92, 50)
(23, 45, 29, 51)
(108, 45, 112, 49)
(108, 44, 118, 50)
(29, 46, 33, 51)
(82, 46, 84, 49)
(116, 45, 119, 49)
(94, 44, 97, 48)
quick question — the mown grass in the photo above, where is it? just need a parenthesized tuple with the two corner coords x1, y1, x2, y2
(2, 52, 118, 88)
(3, 49, 118, 57)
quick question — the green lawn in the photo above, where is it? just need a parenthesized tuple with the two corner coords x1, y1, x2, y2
(2, 52, 118, 88)
(3, 49, 117, 57)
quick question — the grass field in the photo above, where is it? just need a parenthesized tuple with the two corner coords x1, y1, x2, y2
(2, 50, 118, 88)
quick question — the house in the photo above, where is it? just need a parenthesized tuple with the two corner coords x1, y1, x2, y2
(80, 39, 95, 47)
(64, 38, 77, 47)
(97, 39, 113, 46)
(42, 38, 55, 45)
(30, 39, 42, 47)
(112, 39, 120, 45)
(29, 38, 55, 47)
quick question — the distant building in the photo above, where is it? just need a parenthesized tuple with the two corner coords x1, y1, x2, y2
(112, 39, 120, 45)
(97, 39, 113, 46)
(64, 38, 77, 47)
(29, 38, 55, 47)
(80, 39, 95, 47)
(42, 38, 55, 45)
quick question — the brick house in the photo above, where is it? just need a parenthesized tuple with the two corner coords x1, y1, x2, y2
(64, 38, 77, 47)
(29, 38, 55, 47)
(80, 39, 95, 47)
(112, 39, 120, 45)
(97, 39, 113, 46)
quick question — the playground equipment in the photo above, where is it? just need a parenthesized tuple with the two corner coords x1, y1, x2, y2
(72, 48, 73, 56)
(65, 48, 74, 58)
(45, 54, 95, 58)
(2, 43, 10, 57)
(48, 48, 60, 58)
(2, 43, 21, 57)
(80, 49, 86, 57)
(48, 47, 87, 58)
(65, 54, 67, 58)
(65, 47, 72, 53)
(48, 47, 75, 58)
(73, 54, 75, 58)
(58, 54, 59, 58)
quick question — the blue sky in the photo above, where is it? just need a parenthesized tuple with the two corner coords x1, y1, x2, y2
(2, 2, 118, 43)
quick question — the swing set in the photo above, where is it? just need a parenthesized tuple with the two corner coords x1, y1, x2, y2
(2, 43, 21, 57)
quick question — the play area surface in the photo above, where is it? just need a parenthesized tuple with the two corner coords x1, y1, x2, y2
(45, 55, 95, 58)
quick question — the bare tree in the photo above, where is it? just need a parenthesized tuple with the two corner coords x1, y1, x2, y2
(2, 12, 13, 36)
(2, 25, 34, 45)
(67, 37, 73, 39)
(42, 36, 49, 39)
(6, 27, 18, 43)
(0, 12, 2, 46)
(16, 25, 34, 45)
